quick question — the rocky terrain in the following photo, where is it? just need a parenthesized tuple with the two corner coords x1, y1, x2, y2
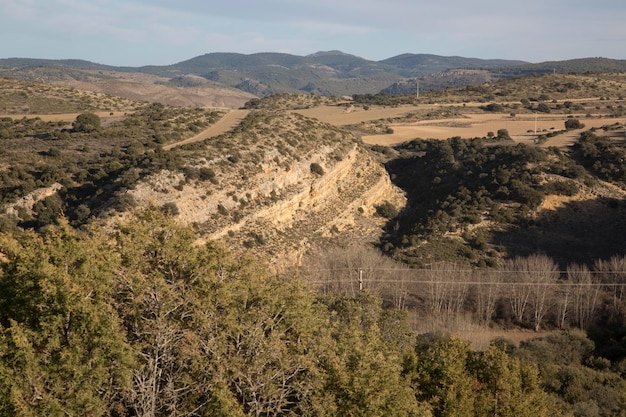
(122, 109, 405, 269)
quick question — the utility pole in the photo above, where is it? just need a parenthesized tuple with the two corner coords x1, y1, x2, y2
(358, 269, 364, 291)
(416, 80, 419, 99)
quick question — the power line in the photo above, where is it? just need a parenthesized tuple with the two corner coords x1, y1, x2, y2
(301, 266, 626, 275)
(300, 267, 626, 286)
(304, 279, 626, 287)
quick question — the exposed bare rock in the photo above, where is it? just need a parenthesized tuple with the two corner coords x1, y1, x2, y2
(124, 109, 405, 269)
(2, 183, 63, 217)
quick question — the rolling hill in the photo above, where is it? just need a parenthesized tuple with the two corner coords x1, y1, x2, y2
(3, 52, 626, 101)
(2, 71, 626, 417)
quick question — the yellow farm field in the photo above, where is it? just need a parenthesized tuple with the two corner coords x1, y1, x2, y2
(296, 103, 625, 148)
(295, 104, 423, 125)
(364, 113, 626, 147)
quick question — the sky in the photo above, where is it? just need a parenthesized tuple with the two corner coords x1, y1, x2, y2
(1, 0, 625, 67)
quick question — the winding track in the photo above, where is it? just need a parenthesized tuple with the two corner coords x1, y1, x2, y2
(162, 109, 249, 150)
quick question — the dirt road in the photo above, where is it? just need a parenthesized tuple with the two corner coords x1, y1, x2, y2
(163, 109, 249, 150)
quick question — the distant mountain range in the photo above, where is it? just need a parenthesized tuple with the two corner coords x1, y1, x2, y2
(2, 51, 626, 97)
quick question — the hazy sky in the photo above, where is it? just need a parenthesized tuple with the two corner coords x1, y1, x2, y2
(1, 0, 625, 66)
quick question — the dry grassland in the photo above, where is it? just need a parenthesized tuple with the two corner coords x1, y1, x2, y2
(296, 102, 626, 149)
(364, 113, 626, 148)
(409, 312, 558, 350)
(295, 104, 424, 125)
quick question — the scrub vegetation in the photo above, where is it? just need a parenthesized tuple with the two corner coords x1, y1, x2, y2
(2, 70, 626, 416)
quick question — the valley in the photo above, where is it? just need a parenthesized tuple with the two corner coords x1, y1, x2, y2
(2, 66, 626, 416)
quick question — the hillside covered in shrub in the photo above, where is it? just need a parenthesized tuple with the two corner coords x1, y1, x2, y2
(1, 210, 625, 416)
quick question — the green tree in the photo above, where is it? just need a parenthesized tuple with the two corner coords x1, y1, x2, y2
(410, 336, 475, 417)
(112, 207, 334, 416)
(111, 207, 221, 415)
(72, 112, 101, 133)
(32, 193, 63, 226)
(472, 344, 551, 417)
(0, 221, 134, 416)
(310, 162, 325, 176)
(484, 103, 504, 112)
(564, 118, 584, 130)
(497, 129, 511, 140)
(321, 294, 430, 417)
(516, 333, 626, 415)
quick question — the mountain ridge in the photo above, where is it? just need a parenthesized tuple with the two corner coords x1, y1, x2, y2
(2, 52, 625, 99)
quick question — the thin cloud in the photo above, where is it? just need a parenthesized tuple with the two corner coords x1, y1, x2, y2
(1, 0, 625, 65)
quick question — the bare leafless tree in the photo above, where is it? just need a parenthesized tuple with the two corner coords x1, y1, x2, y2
(423, 263, 449, 315)
(594, 255, 626, 318)
(423, 262, 469, 317)
(503, 254, 558, 331)
(300, 244, 412, 308)
(555, 280, 571, 330)
(568, 263, 600, 330)
(388, 265, 411, 310)
(526, 254, 559, 332)
(502, 258, 531, 326)
(472, 269, 502, 326)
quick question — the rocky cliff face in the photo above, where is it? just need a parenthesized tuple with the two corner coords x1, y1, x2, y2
(126, 109, 405, 269)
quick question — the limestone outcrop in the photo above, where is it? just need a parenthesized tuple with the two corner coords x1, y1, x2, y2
(127, 109, 405, 268)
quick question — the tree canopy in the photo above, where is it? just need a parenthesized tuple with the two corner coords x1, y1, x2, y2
(0, 209, 625, 416)
(72, 112, 101, 133)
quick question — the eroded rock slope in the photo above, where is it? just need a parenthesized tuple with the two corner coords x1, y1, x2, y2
(127, 109, 405, 268)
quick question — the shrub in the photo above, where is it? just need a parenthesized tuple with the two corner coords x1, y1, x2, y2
(536, 103, 551, 113)
(161, 202, 180, 216)
(375, 201, 398, 219)
(484, 103, 504, 112)
(112, 192, 136, 212)
(310, 162, 325, 176)
(543, 180, 578, 196)
(72, 113, 101, 133)
(497, 129, 511, 140)
(371, 144, 393, 155)
(565, 118, 584, 130)
(217, 204, 228, 216)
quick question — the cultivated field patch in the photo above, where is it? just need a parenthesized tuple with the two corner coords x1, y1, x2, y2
(296, 101, 626, 149)
(363, 113, 626, 147)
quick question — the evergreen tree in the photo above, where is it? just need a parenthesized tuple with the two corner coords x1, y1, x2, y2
(0, 221, 134, 416)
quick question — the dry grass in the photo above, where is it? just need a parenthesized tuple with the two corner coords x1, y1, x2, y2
(295, 99, 626, 149)
(295, 104, 425, 125)
(409, 311, 558, 350)
(363, 113, 626, 148)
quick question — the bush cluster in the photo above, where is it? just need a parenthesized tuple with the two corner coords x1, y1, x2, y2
(1, 211, 625, 416)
